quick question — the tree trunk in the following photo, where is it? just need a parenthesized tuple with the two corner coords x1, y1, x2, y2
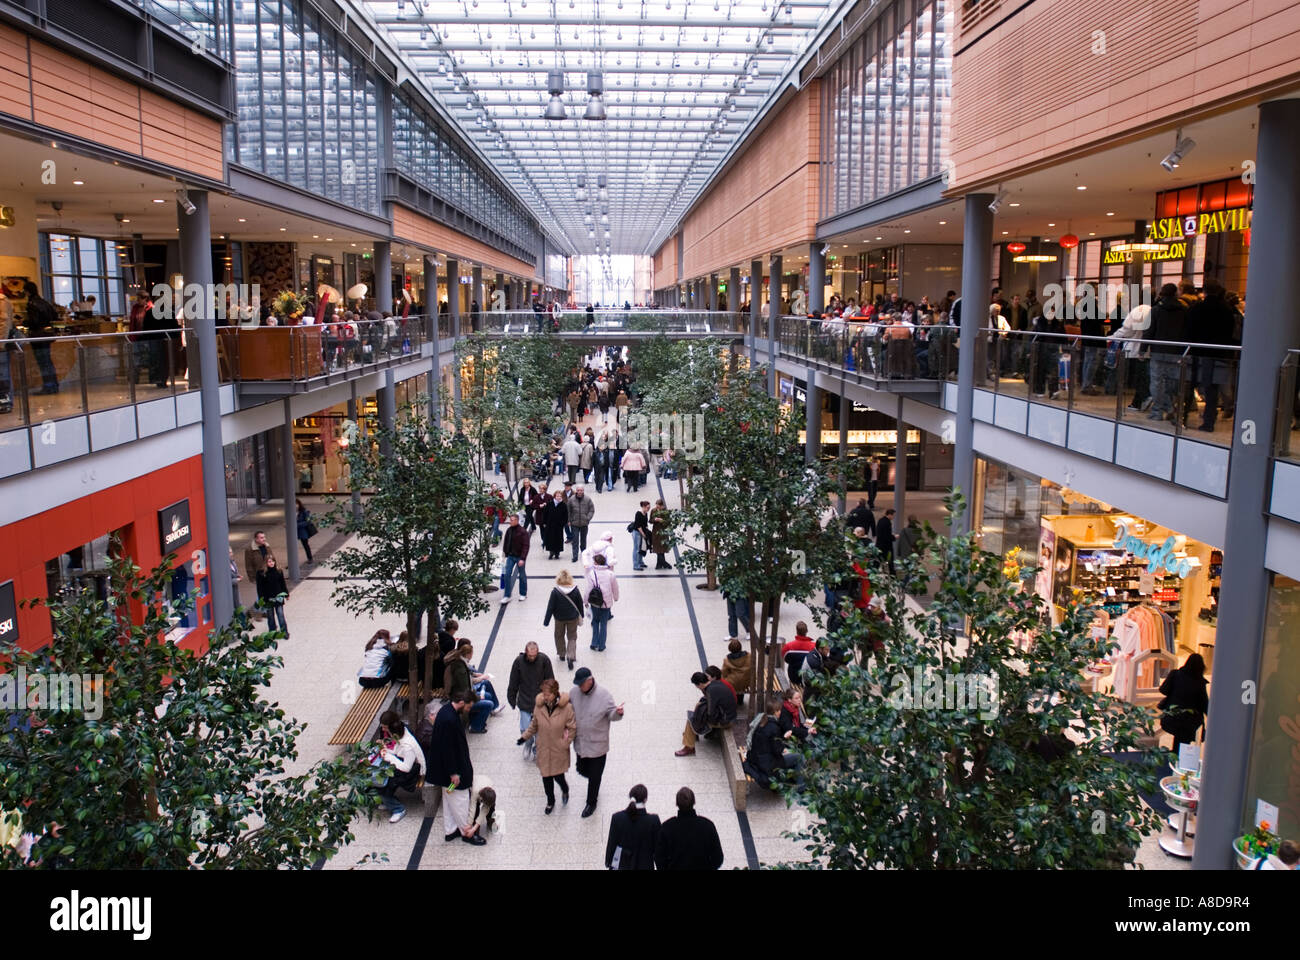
(406, 607, 421, 729)
(422, 598, 441, 712)
(764, 594, 784, 696)
(751, 594, 767, 717)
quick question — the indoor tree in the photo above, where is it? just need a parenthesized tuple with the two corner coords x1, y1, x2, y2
(778, 496, 1165, 869)
(0, 554, 378, 869)
(669, 370, 842, 695)
(323, 401, 492, 726)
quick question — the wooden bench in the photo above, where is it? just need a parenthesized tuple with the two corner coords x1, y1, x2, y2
(328, 682, 411, 746)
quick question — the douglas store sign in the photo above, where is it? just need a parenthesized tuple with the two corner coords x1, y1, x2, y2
(158, 499, 193, 553)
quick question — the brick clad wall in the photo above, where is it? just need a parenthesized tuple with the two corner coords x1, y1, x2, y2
(680, 82, 821, 277)
(0, 24, 223, 182)
(950, 0, 1300, 188)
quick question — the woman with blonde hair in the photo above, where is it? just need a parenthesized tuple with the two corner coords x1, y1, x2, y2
(543, 569, 585, 670)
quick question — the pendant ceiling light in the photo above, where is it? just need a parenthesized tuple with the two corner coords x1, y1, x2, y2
(543, 69, 567, 120)
(583, 71, 607, 120)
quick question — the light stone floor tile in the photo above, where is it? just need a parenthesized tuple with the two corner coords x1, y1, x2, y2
(275, 407, 1175, 872)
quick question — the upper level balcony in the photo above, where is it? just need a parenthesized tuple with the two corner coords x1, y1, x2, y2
(776, 315, 956, 397)
(0, 315, 442, 479)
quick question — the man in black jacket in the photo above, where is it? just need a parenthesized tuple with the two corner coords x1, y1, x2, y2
(1185, 281, 1236, 432)
(655, 787, 723, 870)
(424, 697, 486, 845)
(875, 508, 897, 574)
(507, 641, 554, 759)
(500, 513, 529, 602)
(1147, 281, 1198, 422)
(23, 281, 60, 394)
(844, 498, 875, 537)
(675, 668, 737, 757)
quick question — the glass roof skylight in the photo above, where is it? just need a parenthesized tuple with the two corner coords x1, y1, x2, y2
(358, 0, 837, 255)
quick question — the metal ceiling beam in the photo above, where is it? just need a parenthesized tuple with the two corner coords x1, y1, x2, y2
(375, 17, 812, 29)
(414, 64, 783, 74)
(415, 42, 792, 53)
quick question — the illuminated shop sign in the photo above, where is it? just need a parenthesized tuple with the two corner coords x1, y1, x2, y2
(158, 499, 193, 553)
(1112, 518, 1194, 578)
(1102, 241, 1189, 265)
(1146, 206, 1251, 241)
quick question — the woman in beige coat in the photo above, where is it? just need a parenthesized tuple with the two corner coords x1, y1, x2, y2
(519, 678, 577, 814)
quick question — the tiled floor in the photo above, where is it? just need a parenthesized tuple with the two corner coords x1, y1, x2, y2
(263, 413, 813, 871)
(257, 404, 1188, 871)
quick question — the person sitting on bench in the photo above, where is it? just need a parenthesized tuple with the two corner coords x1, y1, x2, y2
(374, 710, 423, 823)
(358, 630, 395, 689)
(743, 693, 803, 791)
(674, 666, 737, 757)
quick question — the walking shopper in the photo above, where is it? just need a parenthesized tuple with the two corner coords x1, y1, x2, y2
(517, 678, 576, 814)
(568, 485, 595, 563)
(570, 667, 624, 817)
(674, 667, 738, 756)
(544, 569, 585, 668)
(256, 556, 289, 636)
(507, 641, 554, 759)
(425, 696, 487, 845)
(583, 553, 619, 652)
(580, 434, 595, 483)
(500, 513, 529, 603)
(867, 457, 881, 508)
(374, 710, 423, 824)
(541, 490, 568, 559)
(605, 784, 661, 870)
(650, 499, 672, 570)
(1157, 652, 1210, 746)
(632, 501, 651, 571)
(243, 530, 276, 585)
(654, 787, 724, 870)
(562, 432, 583, 484)
(620, 444, 647, 492)
(876, 508, 897, 574)
(296, 500, 316, 564)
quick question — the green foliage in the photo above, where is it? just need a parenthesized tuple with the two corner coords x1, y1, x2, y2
(323, 402, 492, 724)
(0, 555, 378, 869)
(780, 496, 1164, 869)
(670, 371, 842, 627)
(454, 333, 578, 492)
(638, 338, 730, 418)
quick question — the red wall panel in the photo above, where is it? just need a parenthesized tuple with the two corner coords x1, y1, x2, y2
(0, 456, 212, 657)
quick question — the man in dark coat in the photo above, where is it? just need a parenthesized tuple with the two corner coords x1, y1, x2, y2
(1185, 280, 1236, 432)
(844, 497, 875, 537)
(508, 641, 555, 759)
(654, 787, 723, 870)
(1147, 281, 1197, 422)
(424, 697, 486, 845)
(875, 508, 897, 574)
(674, 667, 738, 757)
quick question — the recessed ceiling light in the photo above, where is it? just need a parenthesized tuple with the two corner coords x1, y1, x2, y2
(280, 227, 286, 231)
(875, 236, 882, 240)
(313, 235, 319, 238)
(238, 218, 247, 222)
(1001, 230, 1009, 235)
(1009, 202, 1020, 207)
(1106, 212, 1115, 216)
(1076, 185, 1087, 190)
(1048, 223, 1056, 227)
(120, 218, 130, 223)
(351, 243, 356, 247)
(1088, 232, 1096, 236)
(904, 229, 911, 234)
(72, 180, 84, 186)
(939, 220, 947, 225)
(327, 238, 334, 241)
(152, 199, 166, 204)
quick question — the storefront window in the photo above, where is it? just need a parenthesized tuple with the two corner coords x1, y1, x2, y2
(1244, 575, 1300, 840)
(39, 234, 128, 316)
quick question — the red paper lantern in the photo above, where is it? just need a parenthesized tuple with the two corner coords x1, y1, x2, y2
(1058, 233, 1080, 249)
(1006, 242, 1027, 255)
